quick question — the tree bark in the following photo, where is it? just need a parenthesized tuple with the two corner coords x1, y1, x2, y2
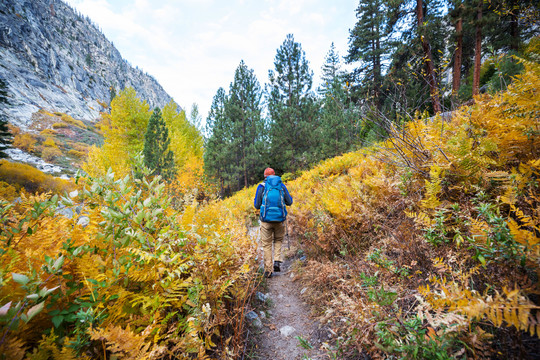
(452, 15, 463, 107)
(472, 0, 482, 96)
(416, 0, 442, 113)
(509, 0, 519, 51)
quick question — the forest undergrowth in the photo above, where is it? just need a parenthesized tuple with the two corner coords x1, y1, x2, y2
(1, 59, 538, 359)
(0, 154, 258, 359)
(284, 59, 540, 359)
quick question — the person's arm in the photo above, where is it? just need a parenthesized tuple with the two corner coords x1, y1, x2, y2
(282, 184, 293, 206)
(254, 184, 264, 209)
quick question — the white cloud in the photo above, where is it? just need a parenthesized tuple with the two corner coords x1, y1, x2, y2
(64, 0, 359, 119)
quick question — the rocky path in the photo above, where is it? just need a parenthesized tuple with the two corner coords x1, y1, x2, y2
(247, 227, 329, 360)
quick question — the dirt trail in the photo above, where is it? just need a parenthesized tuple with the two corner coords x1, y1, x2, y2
(248, 227, 329, 360)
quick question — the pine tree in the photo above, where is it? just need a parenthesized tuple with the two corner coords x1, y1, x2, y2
(226, 60, 266, 189)
(449, 0, 464, 106)
(204, 62, 267, 195)
(143, 107, 176, 180)
(204, 88, 232, 195)
(319, 42, 344, 96)
(416, 0, 442, 112)
(267, 34, 317, 173)
(0, 78, 11, 159)
(318, 44, 357, 159)
(381, 0, 447, 116)
(346, 0, 388, 106)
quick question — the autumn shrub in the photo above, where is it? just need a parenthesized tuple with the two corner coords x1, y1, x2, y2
(0, 160, 71, 194)
(52, 122, 68, 129)
(286, 59, 539, 358)
(67, 149, 86, 158)
(60, 113, 86, 128)
(41, 147, 63, 161)
(0, 156, 257, 359)
(42, 137, 58, 148)
(0, 180, 18, 201)
(39, 129, 56, 136)
(12, 133, 37, 152)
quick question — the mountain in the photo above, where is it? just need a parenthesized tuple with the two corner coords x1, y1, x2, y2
(0, 0, 176, 128)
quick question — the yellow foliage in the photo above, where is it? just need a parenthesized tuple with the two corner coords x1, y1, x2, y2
(0, 180, 19, 201)
(270, 56, 540, 358)
(419, 260, 540, 337)
(0, 161, 256, 358)
(84, 94, 206, 196)
(67, 149, 86, 158)
(42, 137, 57, 148)
(12, 133, 37, 152)
(52, 122, 68, 129)
(83, 87, 151, 178)
(0, 160, 71, 194)
(39, 129, 56, 136)
(421, 165, 443, 209)
(41, 147, 62, 161)
(60, 113, 86, 129)
(89, 325, 157, 360)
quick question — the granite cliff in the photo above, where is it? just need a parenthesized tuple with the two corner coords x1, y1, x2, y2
(0, 0, 175, 128)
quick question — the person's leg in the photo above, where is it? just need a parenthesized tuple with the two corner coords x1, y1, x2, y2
(260, 221, 274, 275)
(273, 221, 285, 267)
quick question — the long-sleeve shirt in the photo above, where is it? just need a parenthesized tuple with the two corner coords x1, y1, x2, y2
(254, 179, 293, 210)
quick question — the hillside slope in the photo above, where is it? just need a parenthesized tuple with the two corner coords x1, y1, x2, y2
(224, 59, 540, 359)
(0, 0, 175, 128)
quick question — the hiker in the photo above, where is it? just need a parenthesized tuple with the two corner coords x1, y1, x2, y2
(254, 167, 293, 278)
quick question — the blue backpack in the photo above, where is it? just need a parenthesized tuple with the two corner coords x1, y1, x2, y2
(260, 175, 287, 222)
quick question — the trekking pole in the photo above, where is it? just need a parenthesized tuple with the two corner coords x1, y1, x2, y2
(286, 219, 290, 250)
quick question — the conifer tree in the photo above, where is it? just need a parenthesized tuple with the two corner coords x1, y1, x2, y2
(205, 62, 266, 194)
(143, 107, 176, 180)
(0, 78, 11, 159)
(318, 44, 357, 159)
(204, 88, 232, 195)
(267, 34, 317, 173)
(346, 0, 388, 106)
(226, 60, 266, 189)
(381, 0, 446, 116)
(319, 42, 344, 96)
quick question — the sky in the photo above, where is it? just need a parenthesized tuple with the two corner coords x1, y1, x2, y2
(64, 0, 359, 121)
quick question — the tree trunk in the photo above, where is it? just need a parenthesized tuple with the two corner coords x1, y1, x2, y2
(509, 0, 519, 51)
(416, 0, 442, 113)
(472, 0, 482, 96)
(374, 23, 381, 108)
(452, 16, 463, 107)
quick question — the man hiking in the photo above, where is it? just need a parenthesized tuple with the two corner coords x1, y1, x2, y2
(254, 167, 293, 278)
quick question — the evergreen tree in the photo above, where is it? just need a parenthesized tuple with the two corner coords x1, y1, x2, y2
(381, 0, 447, 116)
(318, 44, 357, 159)
(204, 88, 232, 195)
(226, 60, 266, 189)
(0, 78, 11, 159)
(267, 34, 317, 173)
(319, 42, 344, 96)
(346, 0, 388, 106)
(205, 62, 267, 195)
(143, 107, 176, 180)
(416, 0, 443, 112)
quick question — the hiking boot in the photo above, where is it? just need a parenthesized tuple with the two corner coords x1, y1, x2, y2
(273, 261, 282, 272)
(264, 271, 272, 278)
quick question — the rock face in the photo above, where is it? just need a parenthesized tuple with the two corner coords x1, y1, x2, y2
(0, 0, 175, 128)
